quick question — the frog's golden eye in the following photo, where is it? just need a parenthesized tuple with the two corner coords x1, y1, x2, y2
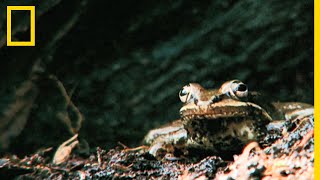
(179, 84, 192, 103)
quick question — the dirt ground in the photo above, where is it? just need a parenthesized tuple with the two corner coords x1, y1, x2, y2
(0, 114, 313, 179)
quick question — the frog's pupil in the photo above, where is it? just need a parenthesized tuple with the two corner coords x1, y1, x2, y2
(180, 90, 187, 96)
(237, 84, 247, 92)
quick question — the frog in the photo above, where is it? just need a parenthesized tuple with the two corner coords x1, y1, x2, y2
(143, 80, 313, 159)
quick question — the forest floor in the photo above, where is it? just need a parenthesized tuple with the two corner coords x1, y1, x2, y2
(0, 114, 314, 179)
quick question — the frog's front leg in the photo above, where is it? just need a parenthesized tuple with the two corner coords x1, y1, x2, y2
(266, 102, 314, 137)
(143, 120, 188, 158)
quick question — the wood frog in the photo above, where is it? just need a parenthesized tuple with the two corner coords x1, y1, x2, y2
(143, 80, 313, 159)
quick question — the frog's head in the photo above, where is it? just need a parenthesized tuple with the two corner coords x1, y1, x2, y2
(178, 80, 272, 153)
(178, 80, 271, 122)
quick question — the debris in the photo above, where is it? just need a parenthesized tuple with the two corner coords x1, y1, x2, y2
(52, 134, 79, 165)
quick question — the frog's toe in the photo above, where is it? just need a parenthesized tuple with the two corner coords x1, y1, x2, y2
(148, 142, 177, 160)
(266, 120, 286, 132)
(164, 153, 182, 161)
(148, 142, 165, 158)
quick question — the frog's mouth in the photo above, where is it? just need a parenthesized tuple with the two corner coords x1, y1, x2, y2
(179, 99, 272, 122)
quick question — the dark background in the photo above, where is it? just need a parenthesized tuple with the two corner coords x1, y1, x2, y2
(0, 0, 313, 155)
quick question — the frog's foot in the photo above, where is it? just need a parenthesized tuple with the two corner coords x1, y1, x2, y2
(148, 142, 179, 160)
(265, 109, 314, 145)
(263, 121, 287, 145)
(290, 114, 314, 133)
(164, 153, 183, 161)
(52, 134, 79, 165)
(271, 107, 314, 134)
(149, 142, 167, 159)
(266, 120, 286, 132)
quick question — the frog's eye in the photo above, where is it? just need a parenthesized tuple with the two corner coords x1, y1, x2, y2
(230, 81, 248, 99)
(179, 84, 192, 103)
(220, 80, 248, 100)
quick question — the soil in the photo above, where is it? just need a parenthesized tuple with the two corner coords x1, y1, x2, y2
(0, 114, 313, 179)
